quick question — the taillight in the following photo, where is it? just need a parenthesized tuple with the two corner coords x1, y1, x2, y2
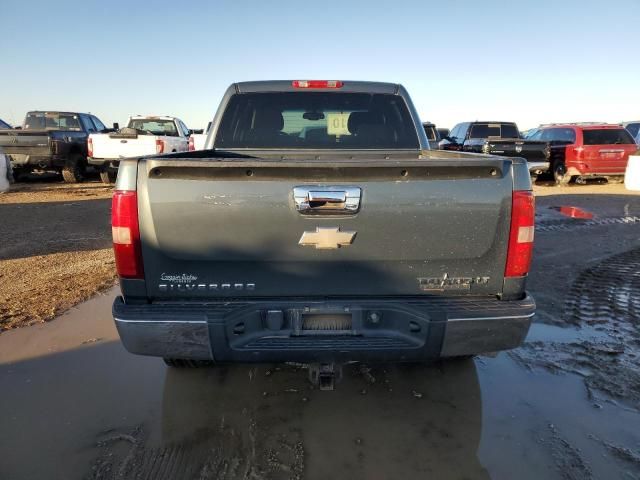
(505, 190, 535, 278)
(87, 137, 93, 157)
(188, 136, 195, 151)
(112, 190, 144, 279)
(155, 139, 165, 154)
(292, 80, 343, 89)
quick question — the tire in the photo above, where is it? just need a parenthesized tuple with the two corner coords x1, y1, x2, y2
(61, 153, 86, 183)
(163, 358, 213, 368)
(606, 176, 625, 184)
(553, 162, 571, 186)
(12, 168, 30, 182)
(99, 169, 117, 184)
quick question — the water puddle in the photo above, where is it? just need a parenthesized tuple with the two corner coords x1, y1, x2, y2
(550, 205, 595, 219)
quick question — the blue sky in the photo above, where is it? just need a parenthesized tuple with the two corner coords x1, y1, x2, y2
(1, 0, 639, 130)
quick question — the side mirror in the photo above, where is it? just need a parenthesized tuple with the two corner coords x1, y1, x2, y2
(113, 122, 119, 130)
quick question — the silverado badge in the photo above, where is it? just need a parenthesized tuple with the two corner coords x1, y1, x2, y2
(299, 227, 356, 250)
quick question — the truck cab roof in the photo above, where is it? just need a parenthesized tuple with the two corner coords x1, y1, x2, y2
(130, 115, 180, 121)
(234, 80, 401, 94)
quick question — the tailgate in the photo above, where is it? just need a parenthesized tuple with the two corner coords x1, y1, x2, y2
(0, 130, 51, 155)
(93, 134, 157, 159)
(582, 145, 635, 174)
(488, 140, 547, 162)
(138, 158, 513, 298)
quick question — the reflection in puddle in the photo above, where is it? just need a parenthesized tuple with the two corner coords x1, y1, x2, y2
(550, 206, 595, 219)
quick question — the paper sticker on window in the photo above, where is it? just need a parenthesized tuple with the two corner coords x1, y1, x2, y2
(327, 113, 351, 136)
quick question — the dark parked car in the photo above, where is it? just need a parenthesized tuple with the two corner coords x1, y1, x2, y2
(622, 121, 640, 140)
(436, 127, 449, 141)
(0, 118, 11, 129)
(422, 122, 440, 149)
(529, 123, 637, 185)
(440, 121, 549, 176)
(0, 111, 109, 182)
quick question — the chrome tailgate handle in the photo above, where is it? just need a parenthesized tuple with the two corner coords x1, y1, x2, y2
(294, 186, 361, 214)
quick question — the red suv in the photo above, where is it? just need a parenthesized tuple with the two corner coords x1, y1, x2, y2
(528, 123, 637, 185)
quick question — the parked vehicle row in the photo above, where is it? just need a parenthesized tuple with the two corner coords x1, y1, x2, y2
(2, 106, 637, 186)
(439, 121, 550, 177)
(425, 119, 639, 185)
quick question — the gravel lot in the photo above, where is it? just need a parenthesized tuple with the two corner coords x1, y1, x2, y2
(0, 179, 116, 331)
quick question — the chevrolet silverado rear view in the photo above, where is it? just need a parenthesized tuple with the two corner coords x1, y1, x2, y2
(111, 81, 536, 371)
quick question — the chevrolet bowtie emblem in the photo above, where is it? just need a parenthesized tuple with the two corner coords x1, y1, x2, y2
(298, 227, 357, 250)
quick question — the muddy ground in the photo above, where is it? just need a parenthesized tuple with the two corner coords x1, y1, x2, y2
(0, 177, 116, 330)
(0, 179, 639, 479)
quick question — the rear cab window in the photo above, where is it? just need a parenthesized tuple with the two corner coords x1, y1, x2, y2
(24, 112, 82, 130)
(215, 92, 420, 149)
(469, 123, 519, 139)
(582, 128, 635, 145)
(129, 119, 179, 137)
(423, 124, 438, 141)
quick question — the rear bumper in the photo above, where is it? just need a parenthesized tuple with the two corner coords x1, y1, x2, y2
(113, 295, 535, 363)
(566, 165, 626, 177)
(87, 157, 119, 170)
(6, 153, 57, 167)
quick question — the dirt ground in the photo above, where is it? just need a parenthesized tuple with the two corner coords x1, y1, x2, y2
(0, 178, 116, 331)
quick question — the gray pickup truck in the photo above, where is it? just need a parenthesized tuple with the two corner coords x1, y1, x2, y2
(111, 80, 535, 380)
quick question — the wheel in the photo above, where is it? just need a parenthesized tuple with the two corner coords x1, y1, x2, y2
(61, 153, 86, 183)
(99, 169, 117, 184)
(553, 162, 571, 186)
(163, 358, 213, 368)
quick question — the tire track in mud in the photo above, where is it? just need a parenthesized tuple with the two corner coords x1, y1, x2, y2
(87, 422, 304, 480)
(511, 248, 640, 408)
(536, 215, 640, 233)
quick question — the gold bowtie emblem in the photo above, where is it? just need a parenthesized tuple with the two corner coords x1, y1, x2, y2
(298, 227, 357, 250)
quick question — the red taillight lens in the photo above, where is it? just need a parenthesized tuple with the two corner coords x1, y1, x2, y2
(87, 137, 93, 157)
(155, 139, 164, 154)
(292, 80, 343, 89)
(112, 190, 144, 279)
(505, 190, 535, 277)
(188, 136, 195, 151)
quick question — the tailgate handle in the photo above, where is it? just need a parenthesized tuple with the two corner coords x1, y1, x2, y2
(294, 186, 361, 214)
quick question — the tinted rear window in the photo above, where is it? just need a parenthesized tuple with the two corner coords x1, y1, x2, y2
(582, 129, 635, 145)
(24, 112, 81, 130)
(625, 123, 640, 138)
(423, 125, 437, 141)
(469, 123, 519, 139)
(215, 92, 420, 149)
(129, 119, 178, 136)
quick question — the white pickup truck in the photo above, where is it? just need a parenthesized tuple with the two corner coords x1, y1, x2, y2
(88, 115, 191, 183)
(188, 121, 212, 151)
